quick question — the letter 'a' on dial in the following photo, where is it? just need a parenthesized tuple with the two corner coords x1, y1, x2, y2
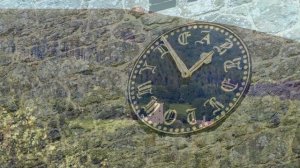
(128, 23, 252, 134)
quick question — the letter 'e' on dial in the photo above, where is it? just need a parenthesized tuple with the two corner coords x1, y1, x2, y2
(128, 23, 252, 134)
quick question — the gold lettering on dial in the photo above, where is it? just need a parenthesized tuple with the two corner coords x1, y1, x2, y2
(204, 97, 224, 115)
(143, 96, 160, 116)
(224, 58, 242, 72)
(137, 81, 152, 98)
(195, 31, 210, 45)
(139, 61, 156, 74)
(213, 38, 233, 56)
(221, 78, 238, 92)
(164, 109, 177, 125)
(178, 31, 191, 45)
(186, 108, 197, 125)
(155, 44, 169, 58)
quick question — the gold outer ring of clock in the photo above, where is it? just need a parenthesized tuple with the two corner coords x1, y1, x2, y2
(127, 22, 252, 134)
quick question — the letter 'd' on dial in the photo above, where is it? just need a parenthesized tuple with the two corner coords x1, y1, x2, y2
(128, 23, 252, 134)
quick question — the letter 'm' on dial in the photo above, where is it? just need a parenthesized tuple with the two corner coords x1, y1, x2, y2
(128, 23, 251, 134)
(143, 96, 159, 116)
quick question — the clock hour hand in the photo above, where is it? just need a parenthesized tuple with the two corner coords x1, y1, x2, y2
(189, 51, 214, 75)
(161, 36, 190, 78)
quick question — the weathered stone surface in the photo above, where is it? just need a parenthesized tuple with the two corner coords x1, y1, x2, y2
(96, 41, 140, 66)
(0, 9, 299, 168)
(249, 81, 300, 100)
(250, 0, 299, 33)
(0, 132, 3, 142)
(270, 57, 300, 81)
(3, 0, 300, 44)
(280, 42, 300, 58)
(214, 14, 252, 29)
(87, 0, 123, 9)
(113, 21, 145, 43)
(282, 25, 300, 41)
(228, 0, 253, 7)
(292, 124, 300, 155)
(224, 5, 250, 16)
(141, 12, 178, 26)
(48, 129, 61, 142)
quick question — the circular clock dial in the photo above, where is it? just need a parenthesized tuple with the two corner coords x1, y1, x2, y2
(128, 23, 251, 134)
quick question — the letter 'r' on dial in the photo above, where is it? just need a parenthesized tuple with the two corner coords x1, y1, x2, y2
(128, 23, 252, 134)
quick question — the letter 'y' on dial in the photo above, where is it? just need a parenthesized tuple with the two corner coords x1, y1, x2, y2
(160, 36, 190, 78)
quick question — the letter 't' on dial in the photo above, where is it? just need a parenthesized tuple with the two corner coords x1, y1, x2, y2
(128, 23, 251, 134)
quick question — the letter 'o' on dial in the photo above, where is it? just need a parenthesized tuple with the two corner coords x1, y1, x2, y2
(128, 23, 252, 134)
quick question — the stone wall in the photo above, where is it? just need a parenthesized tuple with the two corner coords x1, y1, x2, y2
(1, 0, 300, 41)
(0, 8, 299, 168)
(154, 0, 300, 40)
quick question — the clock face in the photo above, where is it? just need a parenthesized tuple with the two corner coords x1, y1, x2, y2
(128, 23, 251, 134)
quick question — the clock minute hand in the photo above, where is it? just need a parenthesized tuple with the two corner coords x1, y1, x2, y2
(161, 36, 190, 78)
(189, 51, 214, 75)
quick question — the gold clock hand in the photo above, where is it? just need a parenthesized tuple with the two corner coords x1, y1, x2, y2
(189, 51, 214, 75)
(161, 36, 190, 78)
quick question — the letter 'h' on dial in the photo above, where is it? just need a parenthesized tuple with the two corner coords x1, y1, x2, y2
(128, 23, 251, 134)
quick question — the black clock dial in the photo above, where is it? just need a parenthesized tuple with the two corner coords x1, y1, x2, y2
(128, 23, 252, 134)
